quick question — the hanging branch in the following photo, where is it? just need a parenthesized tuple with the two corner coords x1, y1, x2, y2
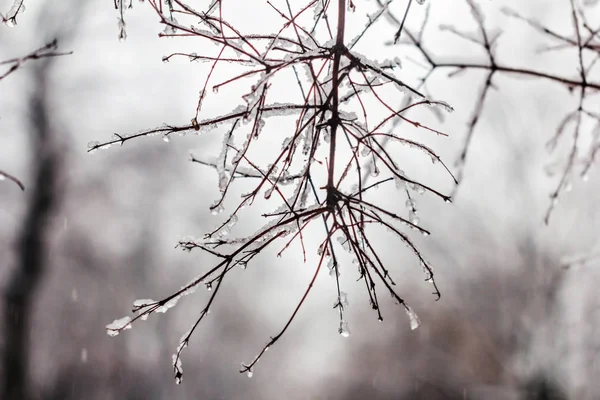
(99, 0, 454, 383)
(376, 0, 600, 222)
(0, 40, 71, 82)
(0, 40, 72, 192)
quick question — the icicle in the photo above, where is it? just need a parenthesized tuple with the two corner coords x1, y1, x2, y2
(405, 306, 421, 330)
(338, 320, 351, 337)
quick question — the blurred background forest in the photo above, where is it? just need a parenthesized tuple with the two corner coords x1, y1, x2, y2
(1, 0, 599, 399)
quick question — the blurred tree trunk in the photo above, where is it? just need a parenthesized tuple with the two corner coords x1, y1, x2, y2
(1, 59, 62, 400)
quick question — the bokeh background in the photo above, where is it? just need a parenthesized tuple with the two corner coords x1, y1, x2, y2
(1, 0, 599, 399)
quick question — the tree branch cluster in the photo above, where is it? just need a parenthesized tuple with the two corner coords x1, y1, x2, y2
(101, 0, 455, 383)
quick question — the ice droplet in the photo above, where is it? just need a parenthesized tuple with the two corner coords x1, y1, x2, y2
(81, 348, 88, 363)
(370, 165, 380, 177)
(247, 370, 254, 378)
(162, 135, 170, 143)
(327, 258, 339, 277)
(212, 86, 219, 94)
(339, 320, 350, 337)
(117, 18, 127, 42)
(210, 203, 224, 215)
(582, 173, 590, 182)
(264, 187, 274, 199)
(163, 17, 178, 34)
(405, 306, 420, 330)
(339, 291, 349, 307)
(409, 210, 419, 225)
(218, 225, 230, 237)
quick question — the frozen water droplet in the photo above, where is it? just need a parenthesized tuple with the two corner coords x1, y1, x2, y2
(162, 135, 170, 143)
(218, 225, 230, 237)
(339, 320, 350, 337)
(339, 291, 349, 307)
(163, 17, 179, 34)
(191, 117, 200, 131)
(564, 180, 572, 192)
(247, 369, 253, 378)
(162, 56, 170, 63)
(444, 197, 452, 204)
(405, 306, 420, 330)
(394, 175, 404, 189)
(422, 231, 430, 237)
(205, 282, 213, 291)
(582, 173, 590, 182)
(210, 203, 224, 215)
(409, 210, 420, 225)
(264, 187, 274, 199)
(4, 18, 16, 28)
(370, 166, 380, 177)
(212, 86, 219, 94)
(81, 348, 88, 363)
(239, 260, 247, 270)
(117, 17, 127, 42)
(327, 258, 339, 277)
